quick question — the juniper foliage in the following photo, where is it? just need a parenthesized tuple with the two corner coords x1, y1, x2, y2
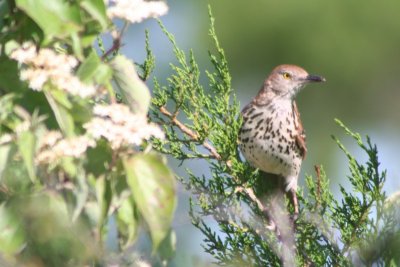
(151, 7, 400, 267)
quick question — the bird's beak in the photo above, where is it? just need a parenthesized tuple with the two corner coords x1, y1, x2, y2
(305, 75, 326, 83)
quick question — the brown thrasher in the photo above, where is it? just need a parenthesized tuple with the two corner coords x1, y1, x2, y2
(239, 64, 325, 215)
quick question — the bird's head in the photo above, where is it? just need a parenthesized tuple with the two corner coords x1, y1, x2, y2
(265, 64, 326, 99)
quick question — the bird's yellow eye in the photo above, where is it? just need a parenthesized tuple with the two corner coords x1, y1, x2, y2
(283, 72, 291, 79)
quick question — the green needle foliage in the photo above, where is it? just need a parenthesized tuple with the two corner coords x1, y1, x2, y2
(0, 1, 398, 266)
(151, 6, 400, 267)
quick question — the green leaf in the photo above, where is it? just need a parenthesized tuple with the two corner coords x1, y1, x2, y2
(17, 130, 36, 182)
(0, 56, 27, 92)
(124, 154, 176, 251)
(85, 140, 112, 177)
(72, 172, 89, 222)
(60, 157, 78, 177)
(71, 32, 83, 60)
(0, 204, 25, 254)
(158, 229, 177, 262)
(0, 144, 12, 181)
(69, 101, 92, 124)
(44, 91, 75, 136)
(80, 0, 109, 30)
(48, 89, 72, 109)
(95, 175, 112, 227)
(84, 201, 100, 228)
(6, 193, 97, 264)
(95, 64, 113, 85)
(80, 33, 99, 48)
(16, 0, 82, 40)
(0, 1, 9, 24)
(110, 55, 151, 114)
(116, 196, 139, 248)
(77, 50, 112, 84)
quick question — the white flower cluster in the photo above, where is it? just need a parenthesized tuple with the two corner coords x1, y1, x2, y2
(10, 42, 96, 98)
(107, 0, 168, 23)
(36, 131, 95, 164)
(84, 103, 164, 149)
(0, 134, 13, 145)
(15, 120, 31, 134)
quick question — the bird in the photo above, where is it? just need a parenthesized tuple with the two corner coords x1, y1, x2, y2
(238, 64, 325, 215)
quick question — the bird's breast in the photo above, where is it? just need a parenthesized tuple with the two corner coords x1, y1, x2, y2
(239, 103, 302, 177)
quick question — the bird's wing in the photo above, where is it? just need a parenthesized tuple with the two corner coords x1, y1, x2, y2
(292, 101, 307, 159)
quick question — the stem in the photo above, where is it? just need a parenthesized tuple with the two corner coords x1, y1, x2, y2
(102, 21, 129, 60)
(159, 106, 221, 160)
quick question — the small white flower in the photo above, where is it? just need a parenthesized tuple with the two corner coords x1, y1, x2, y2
(39, 131, 63, 147)
(84, 103, 164, 150)
(10, 42, 96, 98)
(15, 120, 31, 134)
(20, 69, 49, 91)
(136, 260, 151, 267)
(107, 0, 168, 23)
(55, 136, 96, 158)
(10, 42, 37, 64)
(36, 134, 95, 165)
(55, 76, 97, 98)
(0, 134, 13, 145)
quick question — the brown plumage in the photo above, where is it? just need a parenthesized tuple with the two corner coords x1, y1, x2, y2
(239, 64, 325, 214)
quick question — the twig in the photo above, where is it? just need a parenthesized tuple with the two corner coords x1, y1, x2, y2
(102, 22, 129, 60)
(159, 106, 221, 160)
(314, 165, 322, 207)
(102, 35, 121, 60)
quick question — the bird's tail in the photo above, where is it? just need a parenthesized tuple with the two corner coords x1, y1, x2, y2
(255, 171, 296, 266)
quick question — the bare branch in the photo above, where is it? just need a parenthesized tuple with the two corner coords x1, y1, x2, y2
(159, 106, 221, 160)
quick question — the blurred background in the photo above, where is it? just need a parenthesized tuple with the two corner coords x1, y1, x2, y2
(120, 0, 400, 265)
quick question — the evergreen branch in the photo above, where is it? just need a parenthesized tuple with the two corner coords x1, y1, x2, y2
(341, 201, 373, 255)
(314, 165, 322, 207)
(159, 106, 221, 160)
(137, 30, 156, 81)
(159, 104, 278, 230)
